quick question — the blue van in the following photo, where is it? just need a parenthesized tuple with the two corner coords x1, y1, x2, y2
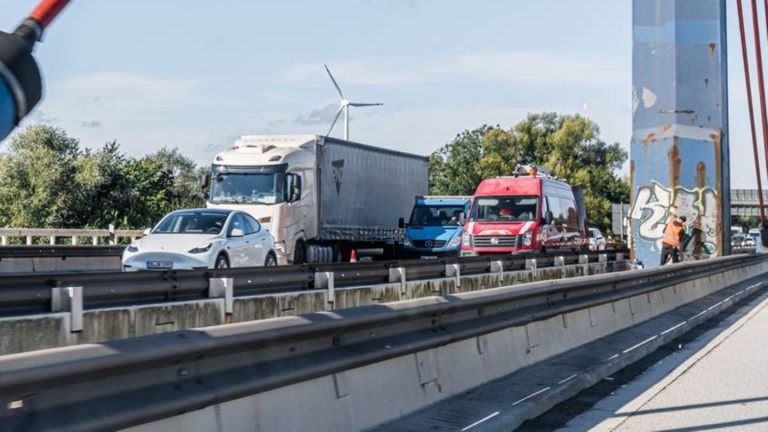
(400, 196, 472, 258)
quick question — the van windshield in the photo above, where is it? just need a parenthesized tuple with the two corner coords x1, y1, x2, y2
(409, 205, 465, 227)
(470, 196, 539, 222)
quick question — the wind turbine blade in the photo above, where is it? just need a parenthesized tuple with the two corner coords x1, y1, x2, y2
(349, 102, 383, 107)
(324, 64, 344, 99)
(326, 105, 345, 136)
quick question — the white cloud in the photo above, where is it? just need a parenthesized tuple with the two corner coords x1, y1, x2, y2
(450, 52, 626, 87)
(276, 50, 628, 88)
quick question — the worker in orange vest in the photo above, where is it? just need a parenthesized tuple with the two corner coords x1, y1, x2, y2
(660, 215, 687, 265)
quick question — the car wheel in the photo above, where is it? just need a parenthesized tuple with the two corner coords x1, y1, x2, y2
(265, 253, 277, 267)
(215, 254, 230, 269)
(293, 241, 306, 264)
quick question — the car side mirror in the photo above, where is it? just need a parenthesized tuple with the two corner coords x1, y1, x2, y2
(230, 228, 245, 238)
(142, 228, 151, 236)
(544, 211, 554, 225)
(398, 217, 406, 229)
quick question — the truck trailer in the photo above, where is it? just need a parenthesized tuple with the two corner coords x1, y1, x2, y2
(204, 135, 428, 264)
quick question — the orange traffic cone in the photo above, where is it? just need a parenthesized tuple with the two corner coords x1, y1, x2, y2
(350, 249, 357, 263)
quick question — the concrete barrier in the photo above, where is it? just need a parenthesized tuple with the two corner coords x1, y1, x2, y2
(120, 258, 768, 432)
(0, 260, 625, 355)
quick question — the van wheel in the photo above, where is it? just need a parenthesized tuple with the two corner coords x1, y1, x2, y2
(293, 241, 306, 264)
(265, 253, 277, 267)
(215, 254, 230, 269)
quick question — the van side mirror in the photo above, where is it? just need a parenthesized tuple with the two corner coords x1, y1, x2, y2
(459, 212, 466, 225)
(544, 211, 554, 225)
(398, 217, 406, 229)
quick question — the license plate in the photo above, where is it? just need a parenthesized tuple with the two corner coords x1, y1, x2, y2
(146, 260, 173, 269)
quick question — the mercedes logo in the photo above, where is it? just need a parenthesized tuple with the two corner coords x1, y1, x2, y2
(490, 237, 499, 245)
(424, 240, 434, 247)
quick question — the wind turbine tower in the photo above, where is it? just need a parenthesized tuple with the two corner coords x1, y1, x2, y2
(324, 64, 383, 140)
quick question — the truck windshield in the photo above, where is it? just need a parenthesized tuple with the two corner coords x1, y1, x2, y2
(209, 172, 285, 205)
(470, 196, 539, 222)
(409, 205, 465, 227)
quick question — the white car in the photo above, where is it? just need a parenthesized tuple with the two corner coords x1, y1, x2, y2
(588, 228, 606, 251)
(122, 208, 277, 271)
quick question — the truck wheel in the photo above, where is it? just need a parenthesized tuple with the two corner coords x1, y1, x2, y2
(294, 241, 306, 264)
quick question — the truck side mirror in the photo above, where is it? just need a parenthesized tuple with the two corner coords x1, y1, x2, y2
(544, 211, 554, 225)
(200, 173, 210, 189)
(398, 217, 406, 229)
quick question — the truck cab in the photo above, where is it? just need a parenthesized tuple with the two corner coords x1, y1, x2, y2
(460, 166, 588, 256)
(401, 196, 471, 258)
(204, 135, 315, 265)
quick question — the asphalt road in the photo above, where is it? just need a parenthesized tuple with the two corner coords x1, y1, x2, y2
(558, 287, 768, 432)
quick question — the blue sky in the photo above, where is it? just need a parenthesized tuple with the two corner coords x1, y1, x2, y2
(0, 1, 763, 188)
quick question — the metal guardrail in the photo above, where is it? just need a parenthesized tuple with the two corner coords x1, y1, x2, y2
(0, 245, 125, 258)
(0, 253, 762, 432)
(0, 250, 625, 318)
(0, 227, 144, 246)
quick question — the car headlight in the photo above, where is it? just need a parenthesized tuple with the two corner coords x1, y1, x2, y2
(126, 244, 139, 253)
(448, 236, 462, 247)
(462, 233, 472, 247)
(403, 238, 413, 247)
(522, 231, 533, 246)
(188, 243, 213, 254)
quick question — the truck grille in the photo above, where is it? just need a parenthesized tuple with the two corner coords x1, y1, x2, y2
(413, 240, 446, 248)
(473, 235, 518, 247)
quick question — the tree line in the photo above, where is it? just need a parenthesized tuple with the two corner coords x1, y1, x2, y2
(1, 114, 630, 234)
(0, 124, 205, 230)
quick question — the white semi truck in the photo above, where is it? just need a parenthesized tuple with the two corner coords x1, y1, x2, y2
(203, 135, 429, 264)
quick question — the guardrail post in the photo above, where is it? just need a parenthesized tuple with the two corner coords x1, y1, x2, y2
(51, 286, 83, 332)
(598, 253, 608, 274)
(91, 236, 98, 246)
(109, 224, 116, 245)
(555, 256, 566, 277)
(525, 258, 538, 279)
(579, 254, 589, 275)
(71, 235, 78, 245)
(388, 267, 407, 296)
(314, 271, 335, 310)
(1, 235, 6, 245)
(446, 263, 461, 288)
(49, 235, 55, 245)
(209, 277, 234, 323)
(490, 260, 504, 284)
(25, 235, 32, 246)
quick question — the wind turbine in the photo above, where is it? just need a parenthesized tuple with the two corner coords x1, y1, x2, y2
(324, 64, 382, 140)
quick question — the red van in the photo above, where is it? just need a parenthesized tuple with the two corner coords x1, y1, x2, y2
(460, 167, 589, 255)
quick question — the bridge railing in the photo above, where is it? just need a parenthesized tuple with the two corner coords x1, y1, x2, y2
(0, 253, 763, 432)
(0, 226, 145, 246)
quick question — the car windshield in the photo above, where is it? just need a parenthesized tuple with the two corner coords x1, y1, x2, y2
(409, 205, 465, 227)
(469, 196, 539, 222)
(209, 172, 285, 205)
(154, 211, 229, 234)
(733, 235, 745, 242)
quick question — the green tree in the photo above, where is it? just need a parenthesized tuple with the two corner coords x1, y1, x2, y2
(429, 113, 629, 234)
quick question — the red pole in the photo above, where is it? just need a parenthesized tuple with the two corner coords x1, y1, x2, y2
(741, 0, 767, 225)
(29, 0, 71, 27)
(753, 0, 768, 227)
